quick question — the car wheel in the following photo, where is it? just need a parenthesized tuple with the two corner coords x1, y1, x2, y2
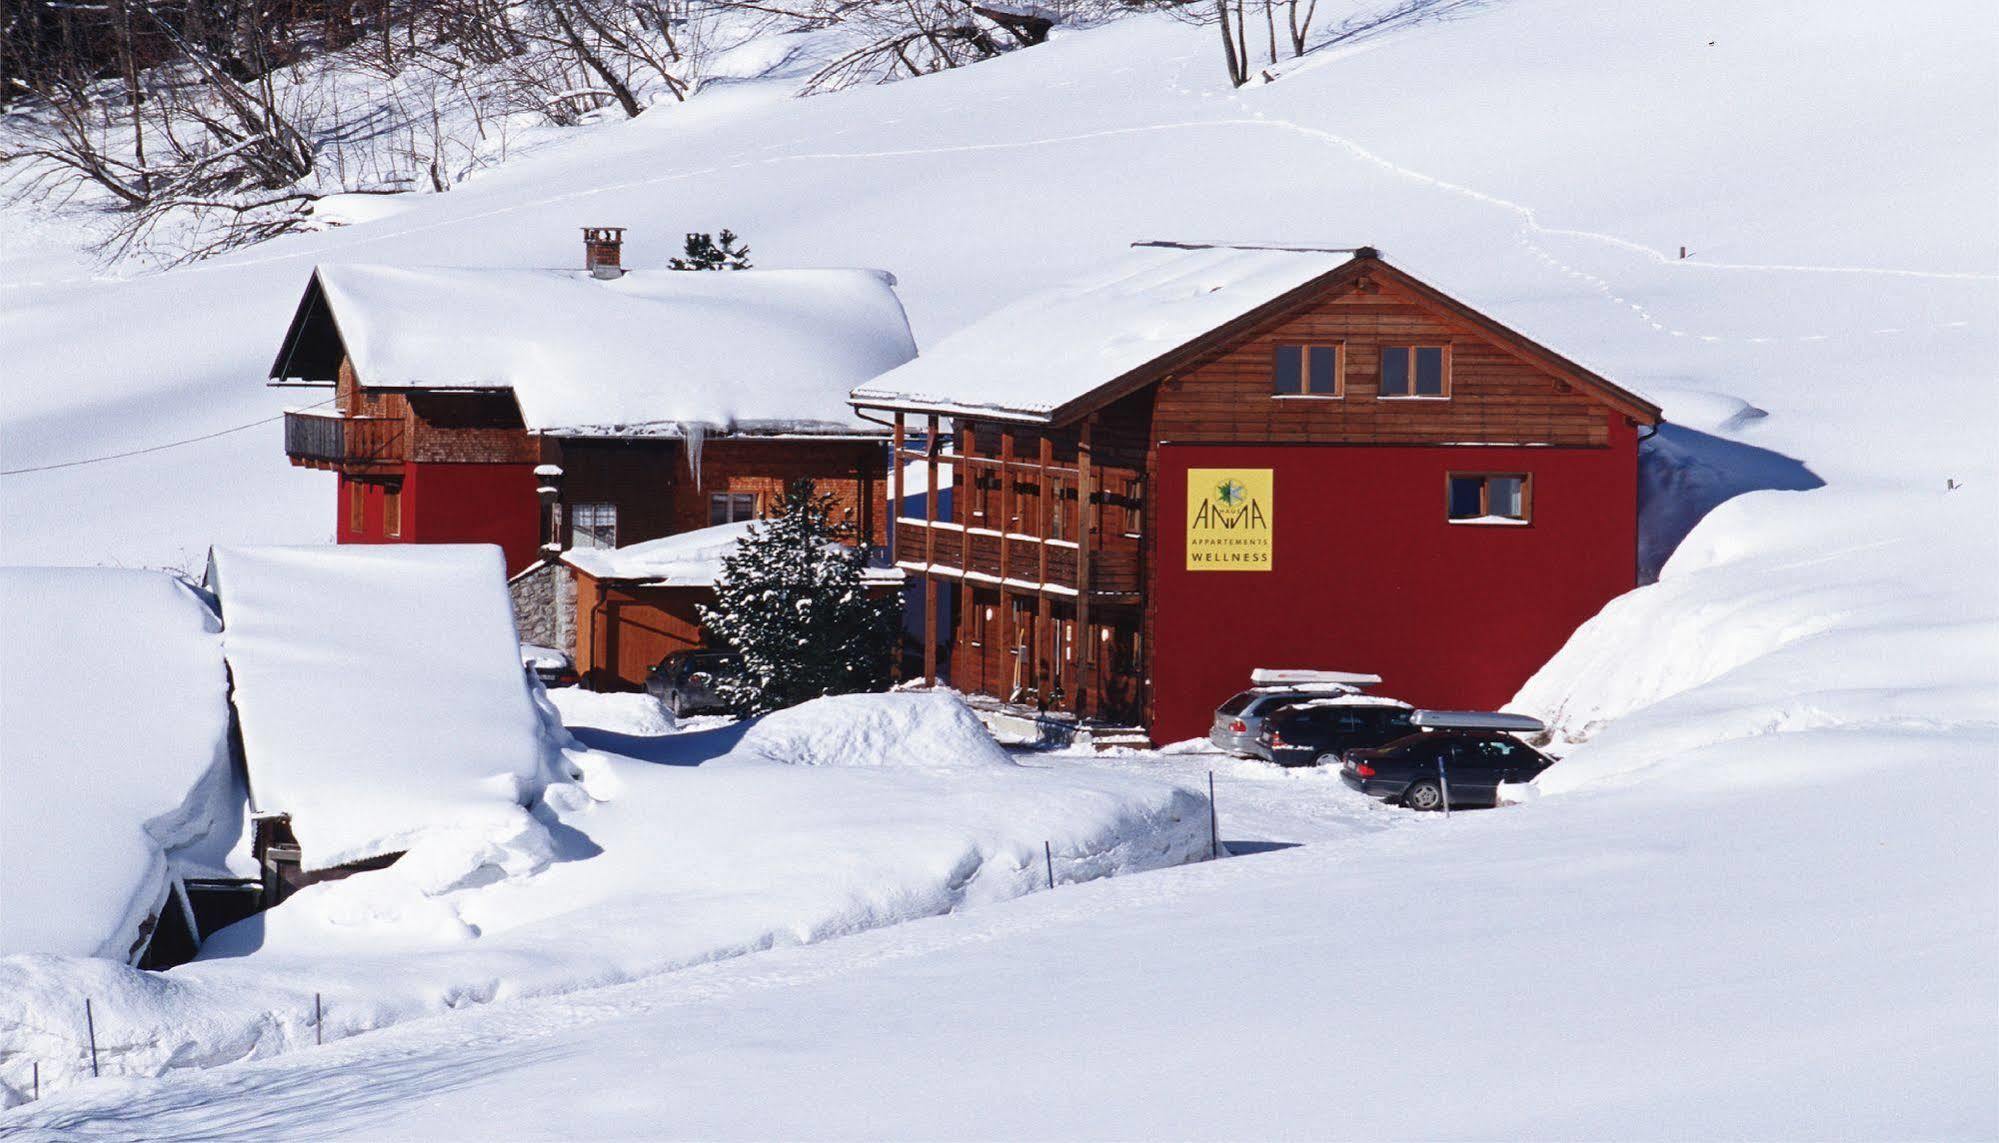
(1403, 780, 1445, 812)
(1315, 753, 1340, 768)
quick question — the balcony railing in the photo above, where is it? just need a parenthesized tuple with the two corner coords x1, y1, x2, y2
(284, 410, 403, 470)
(894, 518, 1136, 597)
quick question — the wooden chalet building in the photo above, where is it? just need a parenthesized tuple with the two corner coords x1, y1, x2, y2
(850, 243, 1662, 743)
(269, 230, 918, 671)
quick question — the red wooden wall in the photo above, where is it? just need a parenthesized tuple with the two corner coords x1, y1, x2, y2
(1147, 423, 1640, 744)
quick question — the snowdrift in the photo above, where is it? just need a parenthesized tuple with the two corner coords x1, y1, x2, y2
(0, 693, 1208, 1106)
(205, 544, 558, 871)
(0, 568, 238, 962)
(722, 691, 1015, 769)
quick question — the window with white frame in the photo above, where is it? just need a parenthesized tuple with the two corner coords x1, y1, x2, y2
(571, 501, 618, 548)
(709, 492, 758, 526)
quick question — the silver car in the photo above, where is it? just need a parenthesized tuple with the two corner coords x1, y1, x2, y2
(1209, 687, 1359, 755)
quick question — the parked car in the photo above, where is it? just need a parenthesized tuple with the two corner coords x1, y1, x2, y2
(520, 643, 578, 689)
(1249, 698, 1416, 766)
(1340, 731, 1556, 810)
(646, 649, 741, 716)
(1211, 687, 1368, 755)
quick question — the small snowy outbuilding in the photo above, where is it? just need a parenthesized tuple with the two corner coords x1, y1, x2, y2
(204, 545, 555, 882)
(0, 568, 244, 964)
(559, 520, 903, 690)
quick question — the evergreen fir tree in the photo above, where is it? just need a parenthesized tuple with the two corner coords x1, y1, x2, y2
(699, 480, 899, 715)
(669, 229, 752, 270)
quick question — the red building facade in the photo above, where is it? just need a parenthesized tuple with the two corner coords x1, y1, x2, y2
(270, 241, 911, 585)
(852, 245, 1660, 743)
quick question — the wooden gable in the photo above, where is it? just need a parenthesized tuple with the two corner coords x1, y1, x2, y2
(1038, 254, 1658, 448)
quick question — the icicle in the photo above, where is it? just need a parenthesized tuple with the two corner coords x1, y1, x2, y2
(683, 421, 706, 490)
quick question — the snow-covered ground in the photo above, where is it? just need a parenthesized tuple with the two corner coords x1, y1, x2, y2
(0, 693, 1211, 1108)
(11, 733, 1988, 1140)
(2, 0, 1995, 1135)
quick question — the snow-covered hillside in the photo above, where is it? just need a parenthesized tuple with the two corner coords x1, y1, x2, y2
(2, 0, 1995, 1135)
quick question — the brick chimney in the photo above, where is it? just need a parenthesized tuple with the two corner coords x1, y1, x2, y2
(583, 227, 626, 279)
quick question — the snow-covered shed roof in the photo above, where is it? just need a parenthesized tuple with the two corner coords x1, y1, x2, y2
(0, 568, 239, 961)
(561, 519, 905, 588)
(849, 244, 1661, 425)
(205, 545, 554, 872)
(271, 265, 918, 437)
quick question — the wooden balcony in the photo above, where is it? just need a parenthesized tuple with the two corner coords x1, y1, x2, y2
(284, 410, 404, 473)
(894, 519, 1138, 598)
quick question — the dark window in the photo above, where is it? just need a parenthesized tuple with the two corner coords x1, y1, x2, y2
(1380, 347, 1409, 396)
(1448, 473, 1531, 523)
(1219, 692, 1257, 716)
(1274, 344, 1342, 396)
(1310, 347, 1341, 394)
(710, 492, 758, 526)
(1273, 345, 1303, 395)
(1380, 345, 1448, 397)
(1414, 347, 1445, 395)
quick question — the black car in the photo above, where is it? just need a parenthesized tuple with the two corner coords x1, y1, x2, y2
(1252, 700, 1417, 767)
(1340, 731, 1555, 810)
(645, 650, 741, 716)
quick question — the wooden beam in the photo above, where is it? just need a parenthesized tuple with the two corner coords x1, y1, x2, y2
(890, 413, 905, 561)
(1037, 432, 1052, 587)
(998, 425, 1015, 692)
(1074, 417, 1094, 720)
(923, 414, 940, 686)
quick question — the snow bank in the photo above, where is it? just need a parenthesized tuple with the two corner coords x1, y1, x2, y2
(0, 690, 1208, 1106)
(0, 569, 238, 961)
(1514, 484, 1999, 793)
(302, 265, 917, 435)
(723, 692, 1015, 769)
(205, 545, 557, 871)
(544, 686, 681, 736)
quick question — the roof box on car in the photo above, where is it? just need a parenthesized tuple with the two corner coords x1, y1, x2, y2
(1410, 710, 1546, 733)
(1250, 668, 1383, 687)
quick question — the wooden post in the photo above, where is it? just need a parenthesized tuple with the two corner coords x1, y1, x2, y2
(998, 426, 1016, 696)
(1075, 418, 1095, 720)
(890, 414, 905, 558)
(923, 415, 941, 686)
(1036, 432, 1053, 703)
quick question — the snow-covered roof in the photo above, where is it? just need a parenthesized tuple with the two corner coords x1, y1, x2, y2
(280, 264, 918, 436)
(849, 244, 1660, 426)
(561, 519, 904, 588)
(0, 569, 238, 960)
(205, 544, 555, 871)
(849, 246, 1354, 422)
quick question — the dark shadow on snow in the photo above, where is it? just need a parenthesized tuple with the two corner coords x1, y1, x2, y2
(566, 716, 757, 767)
(1221, 840, 1303, 856)
(1639, 422, 1822, 581)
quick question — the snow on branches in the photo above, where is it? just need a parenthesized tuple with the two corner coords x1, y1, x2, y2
(698, 480, 899, 716)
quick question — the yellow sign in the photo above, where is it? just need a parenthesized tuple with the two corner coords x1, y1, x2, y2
(1186, 468, 1274, 571)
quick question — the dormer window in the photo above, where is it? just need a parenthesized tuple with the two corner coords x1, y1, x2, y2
(1273, 343, 1343, 397)
(1380, 345, 1449, 398)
